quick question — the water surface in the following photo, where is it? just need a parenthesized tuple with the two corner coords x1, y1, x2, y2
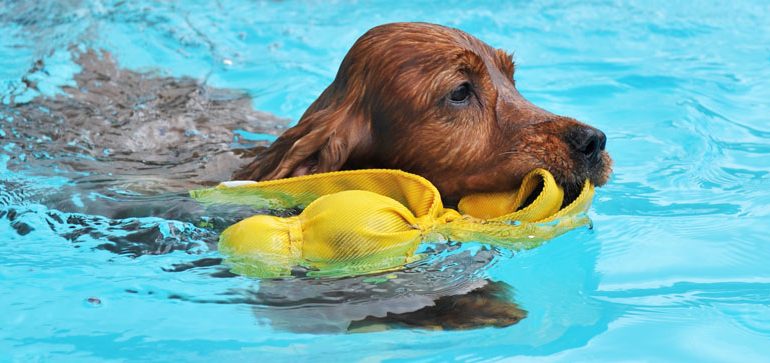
(2, 1, 770, 361)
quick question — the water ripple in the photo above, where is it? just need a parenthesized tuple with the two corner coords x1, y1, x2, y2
(2, 0, 770, 360)
(595, 281, 770, 336)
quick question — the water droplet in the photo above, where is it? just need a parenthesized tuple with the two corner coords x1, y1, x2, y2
(86, 297, 102, 306)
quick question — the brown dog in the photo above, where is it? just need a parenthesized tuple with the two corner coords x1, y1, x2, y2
(235, 22, 612, 203)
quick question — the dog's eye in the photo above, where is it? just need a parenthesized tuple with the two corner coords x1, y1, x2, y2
(448, 83, 471, 104)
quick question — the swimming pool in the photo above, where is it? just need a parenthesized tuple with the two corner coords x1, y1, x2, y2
(2, 0, 770, 361)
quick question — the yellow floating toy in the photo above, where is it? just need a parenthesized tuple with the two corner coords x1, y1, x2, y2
(191, 169, 594, 278)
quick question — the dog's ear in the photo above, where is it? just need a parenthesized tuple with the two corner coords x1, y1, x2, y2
(234, 98, 370, 181)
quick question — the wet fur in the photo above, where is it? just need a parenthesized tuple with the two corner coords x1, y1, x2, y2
(235, 22, 612, 203)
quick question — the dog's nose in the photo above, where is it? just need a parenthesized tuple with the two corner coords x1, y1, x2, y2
(568, 125, 606, 162)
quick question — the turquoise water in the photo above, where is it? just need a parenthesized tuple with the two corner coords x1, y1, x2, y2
(2, 1, 770, 361)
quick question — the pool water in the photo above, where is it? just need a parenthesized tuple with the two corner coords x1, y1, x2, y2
(2, 1, 770, 361)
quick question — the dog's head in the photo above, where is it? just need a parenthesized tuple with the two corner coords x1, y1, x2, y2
(236, 22, 612, 203)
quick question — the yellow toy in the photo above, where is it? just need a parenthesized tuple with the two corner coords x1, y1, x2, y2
(191, 169, 594, 278)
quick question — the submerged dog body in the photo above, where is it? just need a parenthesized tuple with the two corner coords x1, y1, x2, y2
(236, 22, 612, 203)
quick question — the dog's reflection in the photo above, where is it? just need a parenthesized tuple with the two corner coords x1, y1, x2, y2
(168, 246, 526, 333)
(256, 280, 525, 333)
(239, 247, 525, 333)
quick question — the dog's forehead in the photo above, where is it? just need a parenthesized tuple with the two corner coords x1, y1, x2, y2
(361, 23, 489, 57)
(403, 28, 508, 80)
(403, 26, 493, 59)
(346, 23, 517, 106)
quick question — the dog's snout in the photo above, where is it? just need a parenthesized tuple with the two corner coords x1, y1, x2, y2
(568, 126, 606, 161)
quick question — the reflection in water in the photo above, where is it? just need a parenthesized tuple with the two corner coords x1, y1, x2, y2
(171, 245, 525, 333)
(1, 48, 526, 332)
